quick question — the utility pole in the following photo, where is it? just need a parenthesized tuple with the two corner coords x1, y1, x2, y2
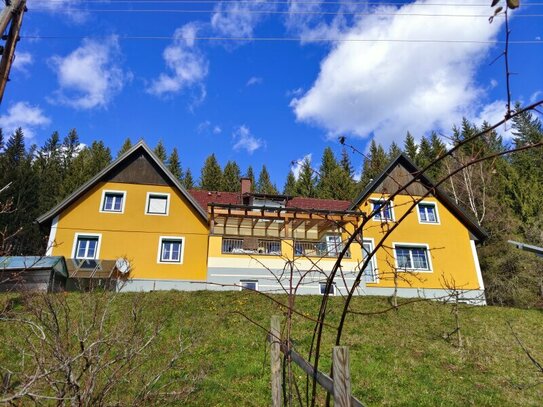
(0, 0, 27, 105)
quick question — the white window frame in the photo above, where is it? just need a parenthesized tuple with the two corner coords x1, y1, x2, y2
(319, 282, 336, 296)
(145, 192, 170, 216)
(417, 201, 440, 225)
(361, 238, 379, 283)
(392, 242, 433, 273)
(239, 280, 259, 291)
(157, 236, 185, 264)
(370, 198, 395, 222)
(72, 233, 102, 260)
(99, 190, 127, 214)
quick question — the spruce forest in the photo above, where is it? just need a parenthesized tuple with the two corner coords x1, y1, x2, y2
(0, 106, 541, 307)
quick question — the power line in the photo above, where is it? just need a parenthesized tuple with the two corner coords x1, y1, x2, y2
(27, 8, 543, 18)
(27, 0, 543, 6)
(21, 34, 543, 44)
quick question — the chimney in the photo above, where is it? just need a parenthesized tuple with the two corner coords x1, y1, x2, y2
(241, 177, 252, 195)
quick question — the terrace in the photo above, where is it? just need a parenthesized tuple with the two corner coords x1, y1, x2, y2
(210, 202, 361, 259)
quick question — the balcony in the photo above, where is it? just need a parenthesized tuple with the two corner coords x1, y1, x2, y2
(294, 240, 351, 259)
(222, 237, 282, 256)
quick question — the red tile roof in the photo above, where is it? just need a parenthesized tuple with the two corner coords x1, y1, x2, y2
(188, 189, 352, 212)
(188, 190, 241, 209)
(288, 197, 351, 211)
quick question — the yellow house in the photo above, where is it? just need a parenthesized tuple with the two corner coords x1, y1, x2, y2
(38, 143, 486, 303)
(38, 141, 210, 291)
(349, 154, 487, 303)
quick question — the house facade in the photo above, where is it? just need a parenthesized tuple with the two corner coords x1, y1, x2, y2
(38, 141, 487, 303)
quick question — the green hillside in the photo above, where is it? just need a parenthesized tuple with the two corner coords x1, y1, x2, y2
(0, 291, 542, 406)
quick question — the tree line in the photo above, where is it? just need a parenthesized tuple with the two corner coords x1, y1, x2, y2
(0, 105, 541, 306)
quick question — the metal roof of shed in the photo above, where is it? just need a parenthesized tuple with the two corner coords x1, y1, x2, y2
(0, 256, 69, 278)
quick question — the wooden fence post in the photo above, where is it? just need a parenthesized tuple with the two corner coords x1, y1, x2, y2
(270, 315, 282, 407)
(333, 346, 352, 407)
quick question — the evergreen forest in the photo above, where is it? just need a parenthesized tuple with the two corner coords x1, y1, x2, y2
(0, 106, 541, 307)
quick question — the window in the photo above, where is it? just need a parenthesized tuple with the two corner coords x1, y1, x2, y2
(394, 245, 431, 271)
(74, 235, 100, 259)
(146, 193, 169, 215)
(326, 235, 342, 256)
(101, 191, 125, 213)
(371, 199, 394, 221)
(240, 280, 258, 291)
(319, 282, 336, 295)
(158, 237, 184, 263)
(362, 240, 378, 283)
(418, 202, 439, 224)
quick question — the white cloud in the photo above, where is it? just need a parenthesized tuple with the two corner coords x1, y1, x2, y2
(232, 125, 264, 154)
(291, 1, 504, 147)
(29, 0, 88, 23)
(12, 52, 33, 72)
(246, 76, 263, 86)
(471, 99, 514, 140)
(286, 87, 304, 98)
(0, 101, 50, 138)
(211, 0, 276, 38)
(530, 90, 542, 104)
(197, 120, 222, 135)
(147, 23, 209, 98)
(49, 37, 129, 109)
(291, 153, 312, 179)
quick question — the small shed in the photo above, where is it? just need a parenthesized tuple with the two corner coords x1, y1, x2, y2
(0, 256, 68, 292)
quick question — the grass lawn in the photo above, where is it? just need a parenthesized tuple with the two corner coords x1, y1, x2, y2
(1, 291, 542, 406)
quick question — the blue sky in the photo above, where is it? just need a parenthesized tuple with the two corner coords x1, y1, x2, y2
(1, 0, 542, 187)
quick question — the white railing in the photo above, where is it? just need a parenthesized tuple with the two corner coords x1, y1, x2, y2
(294, 240, 351, 259)
(222, 238, 282, 256)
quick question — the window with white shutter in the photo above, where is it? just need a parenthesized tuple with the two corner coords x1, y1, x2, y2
(146, 193, 169, 215)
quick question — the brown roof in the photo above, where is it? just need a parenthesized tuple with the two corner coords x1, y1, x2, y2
(288, 197, 351, 211)
(188, 190, 241, 209)
(188, 189, 351, 212)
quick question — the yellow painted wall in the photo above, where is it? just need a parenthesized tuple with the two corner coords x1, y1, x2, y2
(358, 193, 480, 290)
(51, 181, 209, 281)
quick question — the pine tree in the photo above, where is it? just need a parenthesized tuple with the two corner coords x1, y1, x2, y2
(387, 141, 402, 160)
(167, 148, 183, 181)
(183, 168, 194, 189)
(118, 138, 133, 157)
(359, 140, 388, 187)
(62, 129, 80, 170)
(417, 136, 433, 169)
(330, 166, 356, 200)
(35, 132, 63, 212)
(316, 147, 339, 198)
(0, 128, 41, 254)
(245, 166, 255, 191)
(295, 157, 316, 197)
(403, 132, 418, 160)
(200, 154, 223, 190)
(222, 161, 241, 192)
(256, 165, 278, 194)
(63, 142, 112, 195)
(508, 107, 543, 224)
(154, 140, 167, 163)
(340, 147, 353, 177)
(5, 128, 26, 166)
(283, 170, 297, 196)
(429, 131, 446, 159)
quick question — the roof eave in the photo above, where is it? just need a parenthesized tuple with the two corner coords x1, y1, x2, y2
(348, 153, 488, 242)
(37, 141, 208, 224)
